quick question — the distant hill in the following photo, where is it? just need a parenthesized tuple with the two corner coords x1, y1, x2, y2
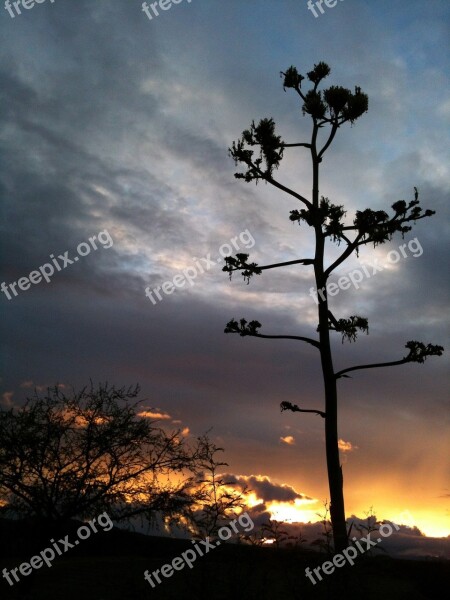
(0, 518, 448, 600)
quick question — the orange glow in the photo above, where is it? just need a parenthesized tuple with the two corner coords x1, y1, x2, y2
(266, 498, 318, 524)
(239, 485, 450, 537)
(280, 435, 296, 445)
(341, 468, 450, 538)
(244, 492, 265, 508)
(386, 509, 449, 538)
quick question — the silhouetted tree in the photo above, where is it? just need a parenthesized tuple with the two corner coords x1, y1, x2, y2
(260, 518, 291, 549)
(310, 500, 333, 555)
(192, 434, 248, 538)
(351, 506, 383, 558)
(223, 62, 443, 553)
(0, 382, 206, 524)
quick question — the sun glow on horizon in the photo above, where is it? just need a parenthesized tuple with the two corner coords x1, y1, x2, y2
(266, 498, 319, 524)
(387, 509, 450, 538)
(242, 492, 450, 538)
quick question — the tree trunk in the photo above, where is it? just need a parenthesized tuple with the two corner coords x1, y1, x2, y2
(324, 368, 348, 553)
(312, 137, 348, 554)
(317, 283, 348, 553)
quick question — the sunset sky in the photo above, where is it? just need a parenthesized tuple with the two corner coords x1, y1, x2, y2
(1, 0, 449, 546)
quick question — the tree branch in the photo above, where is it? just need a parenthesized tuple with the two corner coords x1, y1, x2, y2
(280, 401, 325, 418)
(236, 156, 313, 209)
(318, 121, 338, 160)
(324, 234, 362, 278)
(283, 142, 312, 148)
(265, 172, 312, 209)
(335, 341, 444, 378)
(224, 319, 320, 349)
(335, 358, 408, 379)
(254, 333, 321, 349)
(327, 310, 340, 329)
(258, 258, 315, 270)
(222, 254, 314, 275)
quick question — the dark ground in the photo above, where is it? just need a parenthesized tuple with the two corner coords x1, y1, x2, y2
(0, 519, 448, 600)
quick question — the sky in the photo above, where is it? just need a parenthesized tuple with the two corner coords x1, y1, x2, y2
(0, 0, 449, 553)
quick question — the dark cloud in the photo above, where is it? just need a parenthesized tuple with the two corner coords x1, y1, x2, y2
(223, 474, 311, 503)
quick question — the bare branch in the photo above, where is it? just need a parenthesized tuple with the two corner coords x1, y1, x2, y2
(254, 333, 321, 349)
(318, 121, 338, 160)
(223, 254, 315, 283)
(265, 172, 312, 209)
(255, 258, 315, 270)
(224, 319, 320, 349)
(336, 358, 407, 379)
(324, 235, 362, 277)
(336, 341, 444, 379)
(280, 401, 325, 418)
(283, 142, 312, 148)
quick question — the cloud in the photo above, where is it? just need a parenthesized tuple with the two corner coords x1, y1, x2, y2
(338, 439, 358, 453)
(1, 391, 14, 408)
(223, 474, 311, 503)
(19, 381, 34, 388)
(280, 435, 295, 445)
(137, 410, 172, 420)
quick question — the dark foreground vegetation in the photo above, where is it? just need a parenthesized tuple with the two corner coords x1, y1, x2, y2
(0, 519, 448, 600)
